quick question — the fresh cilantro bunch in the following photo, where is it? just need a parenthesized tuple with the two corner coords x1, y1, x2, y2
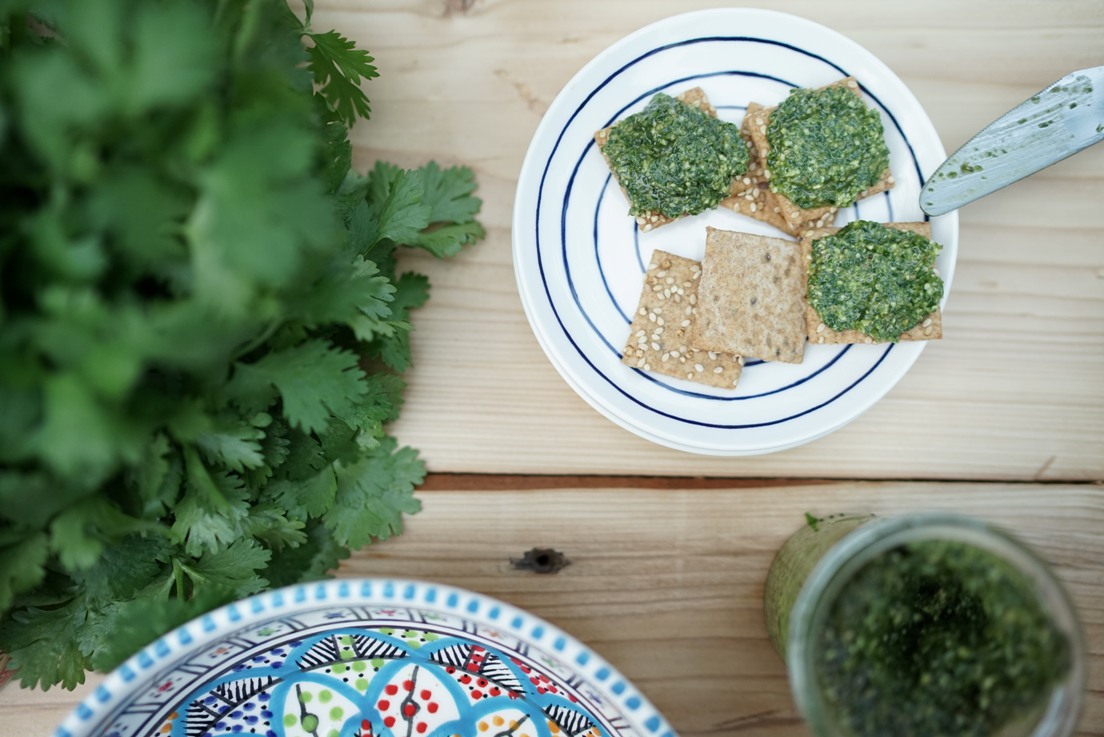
(0, 0, 483, 689)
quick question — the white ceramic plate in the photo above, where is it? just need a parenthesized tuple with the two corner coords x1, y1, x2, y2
(512, 8, 958, 456)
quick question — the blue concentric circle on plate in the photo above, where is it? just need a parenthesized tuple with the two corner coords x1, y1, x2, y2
(512, 9, 957, 456)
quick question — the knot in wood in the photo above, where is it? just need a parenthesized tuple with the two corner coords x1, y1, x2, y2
(511, 547, 570, 574)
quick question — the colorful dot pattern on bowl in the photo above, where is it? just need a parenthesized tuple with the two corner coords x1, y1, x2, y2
(57, 581, 673, 737)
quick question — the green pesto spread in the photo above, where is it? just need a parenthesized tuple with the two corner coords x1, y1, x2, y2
(766, 85, 890, 209)
(603, 93, 749, 219)
(807, 220, 942, 342)
(815, 539, 1071, 737)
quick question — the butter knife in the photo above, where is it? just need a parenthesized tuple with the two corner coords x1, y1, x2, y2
(920, 65, 1104, 216)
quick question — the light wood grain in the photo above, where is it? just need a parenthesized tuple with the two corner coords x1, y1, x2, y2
(4, 4, 1101, 737)
(310, 0, 1104, 478)
(4, 482, 1100, 736)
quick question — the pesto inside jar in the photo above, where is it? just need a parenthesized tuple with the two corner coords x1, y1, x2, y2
(814, 539, 1072, 737)
(766, 85, 890, 209)
(807, 220, 943, 342)
(602, 93, 749, 219)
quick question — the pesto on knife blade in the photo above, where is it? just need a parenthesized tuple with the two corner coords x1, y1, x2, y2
(766, 85, 889, 209)
(807, 220, 943, 341)
(815, 539, 1072, 737)
(603, 93, 749, 219)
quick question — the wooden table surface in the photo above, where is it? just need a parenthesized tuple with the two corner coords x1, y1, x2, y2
(3, 1, 1102, 736)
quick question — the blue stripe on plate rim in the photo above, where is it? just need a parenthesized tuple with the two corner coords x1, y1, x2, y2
(532, 32, 932, 430)
(54, 579, 676, 737)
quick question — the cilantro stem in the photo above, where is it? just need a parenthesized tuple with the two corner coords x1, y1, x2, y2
(231, 0, 263, 65)
(171, 558, 187, 599)
(231, 319, 282, 362)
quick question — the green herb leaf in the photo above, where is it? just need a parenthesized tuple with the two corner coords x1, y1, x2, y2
(325, 437, 424, 549)
(236, 339, 368, 435)
(370, 273, 429, 372)
(270, 465, 338, 520)
(306, 29, 379, 126)
(0, 599, 91, 690)
(0, 532, 48, 612)
(295, 255, 398, 342)
(49, 493, 163, 571)
(178, 539, 271, 594)
(363, 162, 433, 248)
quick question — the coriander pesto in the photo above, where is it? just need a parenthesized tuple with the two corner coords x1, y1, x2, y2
(766, 85, 890, 209)
(815, 539, 1072, 737)
(807, 220, 942, 342)
(603, 93, 749, 219)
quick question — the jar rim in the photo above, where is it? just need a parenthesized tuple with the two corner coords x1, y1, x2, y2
(785, 512, 1086, 737)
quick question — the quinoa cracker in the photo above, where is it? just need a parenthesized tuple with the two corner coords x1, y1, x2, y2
(621, 249, 744, 389)
(726, 78, 895, 236)
(801, 221, 943, 344)
(595, 87, 741, 233)
(689, 227, 808, 364)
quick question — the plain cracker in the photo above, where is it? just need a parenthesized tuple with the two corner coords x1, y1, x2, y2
(621, 250, 744, 389)
(802, 221, 943, 344)
(689, 228, 807, 364)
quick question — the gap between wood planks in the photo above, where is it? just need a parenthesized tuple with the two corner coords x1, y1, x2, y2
(417, 474, 820, 491)
(417, 474, 1104, 491)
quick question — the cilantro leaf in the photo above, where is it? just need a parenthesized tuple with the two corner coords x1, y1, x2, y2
(35, 372, 129, 483)
(49, 496, 162, 570)
(363, 163, 485, 257)
(265, 521, 349, 588)
(0, 598, 91, 690)
(369, 272, 429, 371)
(235, 339, 368, 435)
(306, 29, 379, 126)
(415, 162, 484, 225)
(69, 534, 171, 605)
(328, 373, 407, 450)
(177, 539, 271, 595)
(269, 465, 337, 520)
(241, 503, 308, 550)
(413, 220, 487, 258)
(188, 119, 335, 315)
(295, 255, 398, 342)
(195, 420, 266, 472)
(362, 162, 433, 249)
(124, 1, 219, 113)
(170, 452, 251, 556)
(124, 434, 183, 518)
(324, 437, 424, 549)
(0, 531, 48, 612)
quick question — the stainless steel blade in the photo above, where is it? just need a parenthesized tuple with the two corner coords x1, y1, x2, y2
(920, 66, 1104, 216)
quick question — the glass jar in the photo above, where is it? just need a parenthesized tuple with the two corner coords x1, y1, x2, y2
(764, 513, 1086, 737)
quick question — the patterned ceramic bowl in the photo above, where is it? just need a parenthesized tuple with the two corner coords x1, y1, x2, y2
(56, 579, 676, 737)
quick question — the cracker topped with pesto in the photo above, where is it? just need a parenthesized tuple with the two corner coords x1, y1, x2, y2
(767, 83, 890, 210)
(803, 220, 943, 344)
(726, 78, 894, 236)
(596, 88, 749, 231)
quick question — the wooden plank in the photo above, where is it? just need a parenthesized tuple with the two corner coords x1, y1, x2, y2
(334, 482, 1104, 737)
(304, 0, 1104, 479)
(5, 482, 1096, 736)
